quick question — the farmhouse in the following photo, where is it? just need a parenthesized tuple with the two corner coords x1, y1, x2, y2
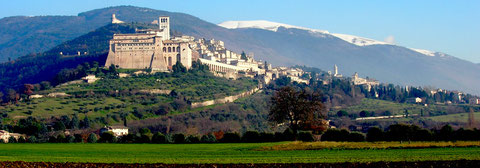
(100, 126, 129, 137)
(0, 130, 25, 143)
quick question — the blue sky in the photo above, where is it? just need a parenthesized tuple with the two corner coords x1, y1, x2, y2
(1, 0, 479, 63)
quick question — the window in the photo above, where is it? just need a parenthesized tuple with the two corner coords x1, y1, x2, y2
(163, 47, 166, 52)
(168, 47, 171, 52)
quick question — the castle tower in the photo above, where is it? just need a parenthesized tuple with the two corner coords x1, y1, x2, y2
(159, 16, 170, 40)
(111, 14, 124, 24)
(334, 64, 338, 76)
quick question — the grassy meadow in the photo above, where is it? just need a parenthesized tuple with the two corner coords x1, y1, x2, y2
(0, 142, 479, 164)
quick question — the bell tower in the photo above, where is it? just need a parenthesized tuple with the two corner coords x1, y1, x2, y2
(159, 16, 170, 40)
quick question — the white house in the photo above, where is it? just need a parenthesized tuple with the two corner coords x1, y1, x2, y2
(0, 130, 25, 143)
(100, 126, 129, 137)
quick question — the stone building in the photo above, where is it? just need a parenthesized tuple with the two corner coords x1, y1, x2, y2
(105, 16, 192, 71)
(0, 130, 25, 143)
(100, 126, 129, 137)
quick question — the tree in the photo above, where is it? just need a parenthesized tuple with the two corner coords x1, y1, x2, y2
(27, 136, 37, 143)
(53, 121, 66, 131)
(336, 110, 348, 117)
(8, 136, 17, 143)
(240, 51, 248, 60)
(40, 81, 51, 90)
(152, 132, 167, 143)
(70, 113, 80, 129)
(0, 91, 3, 104)
(359, 111, 370, 117)
(298, 131, 315, 142)
(7, 89, 18, 104)
(468, 108, 476, 129)
(269, 86, 325, 133)
(107, 64, 119, 78)
(99, 131, 117, 143)
(23, 84, 34, 99)
(200, 134, 217, 143)
(366, 127, 384, 142)
(242, 131, 260, 143)
(82, 116, 90, 129)
(74, 134, 83, 143)
(18, 136, 26, 143)
(87, 133, 97, 143)
(185, 135, 200, 143)
(173, 133, 185, 143)
(172, 61, 187, 73)
(220, 132, 241, 143)
(348, 132, 366, 142)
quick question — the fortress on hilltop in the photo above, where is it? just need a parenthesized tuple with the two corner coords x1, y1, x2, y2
(105, 16, 192, 71)
(105, 14, 312, 85)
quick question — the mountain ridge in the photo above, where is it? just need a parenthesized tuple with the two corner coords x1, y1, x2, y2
(218, 20, 443, 57)
(1, 6, 479, 95)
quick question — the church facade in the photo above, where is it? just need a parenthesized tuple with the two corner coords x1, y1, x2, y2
(105, 16, 192, 71)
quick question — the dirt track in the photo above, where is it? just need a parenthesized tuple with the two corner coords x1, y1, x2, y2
(1, 160, 480, 168)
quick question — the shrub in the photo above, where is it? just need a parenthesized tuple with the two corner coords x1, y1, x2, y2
(173, 133, 185, 143)
(260, 132, 275, 142)
(27, 136, 37, 143)
(152, 132, 167, 143)
(298, 131, 315, 142)
(274, 132, 285, 142)
(367, 127, 385, 142)
(200, 134, 217, 143)
(17, 137, 26, 143)
(57, 134, 66, 143)
(348, 132, 366, 142)
(138, 134, 152, 143)
(74, 134, 83, 143)
(221, 132, 241, 143)
(119, 133, 137, 143)
(8, 137, 17, 143)
(99, 132, 116, 143)
(242, 131, 260, 143)
(283, 128, 296, 141)
(321, 129, 341, 141)
(66, 135, 76, 143)
(185, 135, 200, 143)
(48, 136, 57, 143)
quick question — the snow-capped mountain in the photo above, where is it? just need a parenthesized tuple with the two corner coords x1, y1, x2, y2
(219, 20, 437, 57)
(219, 20, 329, 34)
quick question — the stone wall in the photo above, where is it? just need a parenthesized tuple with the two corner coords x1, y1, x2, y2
(191, 87, 260, 108)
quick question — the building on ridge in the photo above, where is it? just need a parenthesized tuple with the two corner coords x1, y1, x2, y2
(105, 16, 192, 71)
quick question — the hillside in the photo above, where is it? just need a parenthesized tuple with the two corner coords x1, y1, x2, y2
(0, 23, 155, 93)
(0, 69, 259, 131)
(1, 6, 479, 95)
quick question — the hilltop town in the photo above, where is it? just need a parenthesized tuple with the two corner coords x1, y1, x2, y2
(105, 14, 311, 86)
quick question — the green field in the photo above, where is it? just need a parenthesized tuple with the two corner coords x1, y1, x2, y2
(338, 98, 429, 116)
(0, 143, 479, 163)
(427, 112, 480, 122)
